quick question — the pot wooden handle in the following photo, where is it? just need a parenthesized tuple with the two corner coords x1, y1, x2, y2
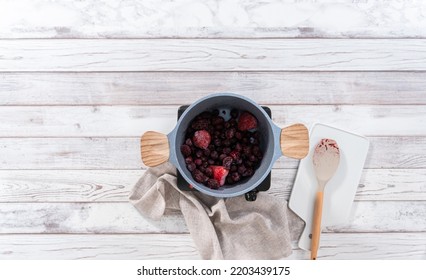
(140, 131, 170, 167)
(280, 123, 309, 159)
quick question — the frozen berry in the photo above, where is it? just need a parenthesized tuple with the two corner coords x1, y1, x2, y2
(238, 165, 247, 175)
(242, 167, 254, 177)
(213, 138, 222, 147)
(242, 145, 252, 155)
(231, 172, 241, 182)
(210, 150, 219, 160)
(228, 119, 237, 127)
(192, 119, 210, 130)
(248, 155, 257, 162)
(195, 150, 203, 158)
(180, 144, 192, 157)
(219, 154, 227, 161)
(207, 178, 220, 189)
(222, 147, 231, 154)
(215, 124, 224, 131)
(210, 166, 229, 186)
(226, 177, 234, 184)
(235, 132, 242, 140)
(187, 163, 196, 172)
(193, 130, 211, 149)
(194, 158, 202, 166)
(203, 148, 210, 156)
(185, 138, 193, 146)
(185, 157, 193, 164)
(222, 156, 233, 169)
(225, 128, 235, 139)
(252, 145, 261, 156)
(223, 139, 231, 146)
(193, 170, 207, 183)
(212, 116, 224, 125)
(238, 112, 258, 131)
(229, 150, 240, 160)
(205, 167, 213, 178)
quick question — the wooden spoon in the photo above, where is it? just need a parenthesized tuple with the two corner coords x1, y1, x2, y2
(311, 138, 340, 260)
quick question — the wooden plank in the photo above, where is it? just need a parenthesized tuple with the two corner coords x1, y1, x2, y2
(2, 39, 426, 71)
(0, 233, 425, 260)
(0, 105, 424, 137)
(2, 1, 426, 39)
(0, 234, 200, 260)
(0, 202, 187, 234)
(0, 201, 424, 234)
(0, 137, 424, 169)
(2, 72, 426, 105)
(1, 169, 425, 202)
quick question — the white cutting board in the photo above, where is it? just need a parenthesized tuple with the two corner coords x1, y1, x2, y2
(289, 123, 369, 251)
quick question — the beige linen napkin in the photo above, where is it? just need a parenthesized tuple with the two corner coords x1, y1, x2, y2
(129, 162, 303, 259)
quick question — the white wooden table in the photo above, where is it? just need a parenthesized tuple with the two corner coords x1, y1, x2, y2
(1, 0, 425, 259)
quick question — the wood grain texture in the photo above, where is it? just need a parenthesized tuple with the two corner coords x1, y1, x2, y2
(280, 123, 309, 159)
(140, 131, 170, 167)
(0, 234, 201, 260)
(0, 105, 425, 137)
(2, 72, 426, 105)
(0, 233, 425, 260)
(2, 39, 426, 71)
(1, 169, 424, 202)
(2, 0, 426, 39)
(0, 201, 424, 234)
(0, 137, 424, 169)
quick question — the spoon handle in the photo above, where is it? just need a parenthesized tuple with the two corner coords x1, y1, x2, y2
(311, 191, 324, 260)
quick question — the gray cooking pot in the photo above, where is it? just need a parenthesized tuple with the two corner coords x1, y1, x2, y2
(141, 93, 309, 198)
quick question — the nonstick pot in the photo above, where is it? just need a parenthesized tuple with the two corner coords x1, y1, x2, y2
(141, 93, 309, 198)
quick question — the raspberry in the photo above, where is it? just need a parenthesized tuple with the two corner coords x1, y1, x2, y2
(238, 112, 258, 131)
(210, 165, 229, 186)
(193, 130, 211, 149)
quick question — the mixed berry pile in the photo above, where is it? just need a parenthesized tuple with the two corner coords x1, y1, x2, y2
(180, 109, 263, 189)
